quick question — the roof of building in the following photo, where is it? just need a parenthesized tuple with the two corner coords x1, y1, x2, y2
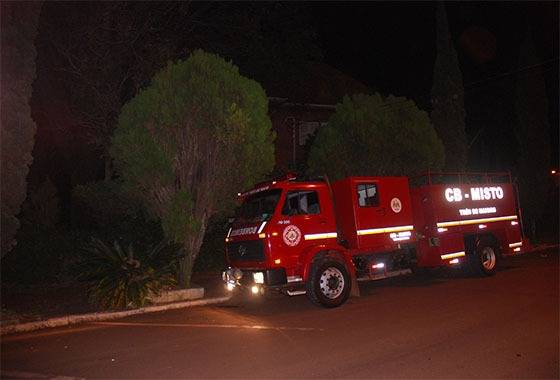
(266, 62, 372, 106)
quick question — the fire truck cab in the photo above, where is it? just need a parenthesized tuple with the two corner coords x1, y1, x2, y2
(222, 173, 524, 308)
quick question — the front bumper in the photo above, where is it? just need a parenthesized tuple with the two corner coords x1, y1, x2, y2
(222, 267, 287, 291)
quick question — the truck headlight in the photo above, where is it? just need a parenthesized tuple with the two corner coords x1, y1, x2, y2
(253, 272, 264, 284)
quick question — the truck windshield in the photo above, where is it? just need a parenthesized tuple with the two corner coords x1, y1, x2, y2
(236, 189, 282, 222)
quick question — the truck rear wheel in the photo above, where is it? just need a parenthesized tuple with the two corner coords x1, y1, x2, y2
(469, 244, 498, 276)
(306, 259, 351, 308)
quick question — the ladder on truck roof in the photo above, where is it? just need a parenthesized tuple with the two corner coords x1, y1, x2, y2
(409, 171, 512, 187)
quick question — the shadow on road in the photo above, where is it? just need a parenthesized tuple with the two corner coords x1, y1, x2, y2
(213, 249, 558, 315)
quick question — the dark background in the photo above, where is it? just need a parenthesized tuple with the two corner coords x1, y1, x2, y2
(3, 0, 558, 288)
(25, 1, 559, 217)
(312, 2, 558, 169)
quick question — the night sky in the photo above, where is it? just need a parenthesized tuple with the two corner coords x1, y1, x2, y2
(311, 2, 558, 167)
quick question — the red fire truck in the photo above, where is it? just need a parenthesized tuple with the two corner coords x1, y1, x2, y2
(222, 172, 525, 307)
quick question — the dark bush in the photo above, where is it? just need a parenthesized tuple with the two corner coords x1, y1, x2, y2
(72, 180, 163, 247)
(1, 178, 72, 285)
(1, 226, 75, 285)
(194, 215, 228, 272)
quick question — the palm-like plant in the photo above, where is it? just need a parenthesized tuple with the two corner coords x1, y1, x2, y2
(78, 238, 179, 309)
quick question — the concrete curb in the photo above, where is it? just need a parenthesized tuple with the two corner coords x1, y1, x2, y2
(1, 296, 231, 336)
(529, 243, 559, 252)
(1, 369, 84, 379)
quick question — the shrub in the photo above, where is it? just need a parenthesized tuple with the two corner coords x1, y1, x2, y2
(308, 93, 445, 180)
(1, 226, 75, 285)
(72, 180, 163, 247)
(77, 238, 179, 309)
(1, 179, 68, 285)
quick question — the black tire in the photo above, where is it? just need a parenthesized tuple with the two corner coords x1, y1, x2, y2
(306, 259, 351, 308)
(469, 243, 499, 276)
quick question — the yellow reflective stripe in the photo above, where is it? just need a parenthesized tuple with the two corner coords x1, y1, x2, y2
(509, 241, 523, 248)
(357, 225, 414, 236)
(436, 215, 517, 228)
(304, 232, 338, 241)
(441, 251, 466, 260)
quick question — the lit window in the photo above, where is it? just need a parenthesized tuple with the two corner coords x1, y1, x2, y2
(357, 183, 379, 207)
(282, 191, 321, 216)
(299, 122, 327, 146)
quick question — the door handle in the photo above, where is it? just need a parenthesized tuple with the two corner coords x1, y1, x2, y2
(376, 207, 387, 215)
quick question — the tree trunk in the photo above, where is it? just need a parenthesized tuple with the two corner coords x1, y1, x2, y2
(179, 229, 206, 288)
(178, 253, 194, 288)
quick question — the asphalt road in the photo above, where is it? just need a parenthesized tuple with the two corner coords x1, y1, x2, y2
(2, 251, 558, 379)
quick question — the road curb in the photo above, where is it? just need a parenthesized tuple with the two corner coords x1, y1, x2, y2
(530, 243, 559, 252)
(0, 296, 231, 336)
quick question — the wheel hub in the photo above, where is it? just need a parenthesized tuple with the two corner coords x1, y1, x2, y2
(481, 246, 496, 270)
(319, 267, 345, 299)
(327, 276, 339, 290)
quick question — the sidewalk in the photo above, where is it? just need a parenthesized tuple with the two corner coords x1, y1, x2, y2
(1, 271, 230, 335)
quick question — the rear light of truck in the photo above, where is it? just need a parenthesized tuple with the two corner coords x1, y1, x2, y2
(440, 251, 466, 260)
(509, 241, 522, 253)
(390, 231, 412, 241)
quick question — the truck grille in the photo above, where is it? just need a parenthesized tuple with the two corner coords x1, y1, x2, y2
(227, 240, 265, 262)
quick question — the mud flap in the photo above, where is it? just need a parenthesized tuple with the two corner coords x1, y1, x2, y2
(350, 272, 360, 297)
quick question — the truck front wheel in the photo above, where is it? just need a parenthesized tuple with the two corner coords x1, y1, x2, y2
(306, 260, 351, 308)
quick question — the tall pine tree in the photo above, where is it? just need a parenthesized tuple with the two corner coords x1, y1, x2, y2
(430, 2, 467, 171)
(514, 29, 551, 239)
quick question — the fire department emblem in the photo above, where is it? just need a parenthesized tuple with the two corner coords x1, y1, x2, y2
(390, 198, 402, 213)
(283, 225, 302, 246)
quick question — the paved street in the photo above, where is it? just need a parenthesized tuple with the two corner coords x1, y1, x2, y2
(2, 251, 558, 379)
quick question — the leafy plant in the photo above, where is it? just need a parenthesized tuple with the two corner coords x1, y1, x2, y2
(77, 238, 179, 310)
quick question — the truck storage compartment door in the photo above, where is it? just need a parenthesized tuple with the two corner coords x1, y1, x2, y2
(353, 177, 415, 251)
